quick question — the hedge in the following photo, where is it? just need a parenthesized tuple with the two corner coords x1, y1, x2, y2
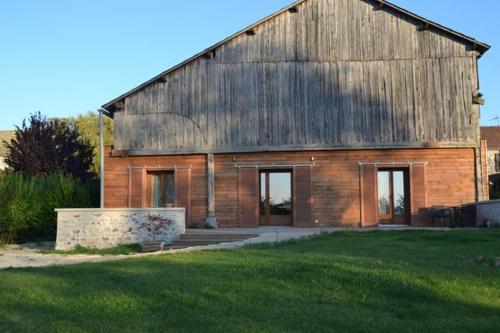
(0, 173, 98, 243)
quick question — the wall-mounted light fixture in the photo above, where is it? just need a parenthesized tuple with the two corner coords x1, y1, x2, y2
(473, 91, 485, 105)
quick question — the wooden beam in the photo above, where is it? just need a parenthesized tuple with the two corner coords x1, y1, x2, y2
(114, 101, 125, 109)
(156, 76, 168, 84)
(127, 164, 132, 208)
(202, 50, 216, 59)
(473, 91, 485, 105)
(111, 149, 130, 158)
(207, 153, 215, 217)
(417, 22, 430, 31)
(121, 142, 479, 157)
(473, 95, 485, 105)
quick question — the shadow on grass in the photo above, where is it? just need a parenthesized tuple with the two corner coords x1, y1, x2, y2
(1, 230, 500, 332)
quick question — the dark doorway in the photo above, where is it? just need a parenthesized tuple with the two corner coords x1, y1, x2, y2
(260, 171, 293, 226)
(377, 169, 410, 225)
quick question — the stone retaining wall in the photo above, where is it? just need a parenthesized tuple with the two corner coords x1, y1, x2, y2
(55, 208, 185, 250)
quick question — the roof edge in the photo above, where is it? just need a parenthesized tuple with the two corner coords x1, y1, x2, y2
(102, 0, 490, 113)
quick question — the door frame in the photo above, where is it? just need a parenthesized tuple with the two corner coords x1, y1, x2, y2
(259, 169, 293, 226)
(376, 167, 411, 225)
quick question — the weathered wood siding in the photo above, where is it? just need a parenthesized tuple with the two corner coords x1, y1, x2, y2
(113, 0, 480, 154)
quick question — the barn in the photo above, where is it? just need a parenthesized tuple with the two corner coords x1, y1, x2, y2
(101, 0, 490, 228)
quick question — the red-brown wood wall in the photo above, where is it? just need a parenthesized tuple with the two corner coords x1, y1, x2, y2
(104, 147, 478, 227)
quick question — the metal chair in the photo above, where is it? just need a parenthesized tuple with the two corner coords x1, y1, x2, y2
(431, 206, 452, 227)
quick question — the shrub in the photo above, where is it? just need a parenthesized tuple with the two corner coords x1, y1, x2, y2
(3, 112, 95, 179)
(0, 173, 98, 243)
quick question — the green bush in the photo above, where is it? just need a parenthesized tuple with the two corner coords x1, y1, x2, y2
(0, 173, 98, 243)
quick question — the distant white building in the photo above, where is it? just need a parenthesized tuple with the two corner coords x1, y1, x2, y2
(0, 131, 15, 171)
(0, 157, 6, 170)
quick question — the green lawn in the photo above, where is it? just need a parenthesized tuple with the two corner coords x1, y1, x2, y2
(42, 244, 142, 256)
(1, 230, 499, 333)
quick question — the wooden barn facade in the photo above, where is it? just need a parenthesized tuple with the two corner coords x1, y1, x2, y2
(102, 0, 490, 228)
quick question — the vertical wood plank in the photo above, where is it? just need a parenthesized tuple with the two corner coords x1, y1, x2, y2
(207, 153, 215, 216)
(360, 164, 378, 227)
(410, 163, 427, 227)
(175, 167, 192, 225)
(293, 166, 313, 227)
(238, 168, 259, 227)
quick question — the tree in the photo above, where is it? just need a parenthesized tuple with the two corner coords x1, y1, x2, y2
(3, 112, 95, 179)
(65, 112, 114, 175)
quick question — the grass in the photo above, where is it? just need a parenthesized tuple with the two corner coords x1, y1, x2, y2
(0, 230, 499, 333)
(41, 244, 142, 256)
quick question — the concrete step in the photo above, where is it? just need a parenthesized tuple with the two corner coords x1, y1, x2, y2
(180, 233, 257, 241)
(170, 240, 237, 247)
(164, 245, 191, 250)
(164, 233, 259, 250)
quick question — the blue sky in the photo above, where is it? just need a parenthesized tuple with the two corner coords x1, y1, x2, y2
(0, 0, 498, 130)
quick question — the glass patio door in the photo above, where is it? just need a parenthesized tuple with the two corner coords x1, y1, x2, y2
(377, 169, 410, 225)
(260, 171, 293, 226)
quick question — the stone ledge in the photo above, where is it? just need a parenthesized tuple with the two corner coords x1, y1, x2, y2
(55, 208, 186, 212)
(55, 208, 186, 250)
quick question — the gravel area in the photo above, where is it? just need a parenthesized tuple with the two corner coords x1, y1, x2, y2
(0, 230, 316, 270)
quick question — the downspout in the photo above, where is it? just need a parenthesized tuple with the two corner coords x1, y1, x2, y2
(98, 108, 112, 208)
(473, 51, 485, 202)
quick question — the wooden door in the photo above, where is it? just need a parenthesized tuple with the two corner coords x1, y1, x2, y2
(239, 168, 259, 227)
(361, 164, 378, 227)
(129, 168, 145, 208)
(175, 168, 191, 224)
(293, 166, 313, 227)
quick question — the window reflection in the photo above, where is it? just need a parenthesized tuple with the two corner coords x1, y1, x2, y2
(393, 171, 406, 216)
(378, 171, 391, 216)
(260, 173, 266, 215)
(269, 173, 292, 216)
(260, 172, 292, 217)
(151, 172, 175, 208)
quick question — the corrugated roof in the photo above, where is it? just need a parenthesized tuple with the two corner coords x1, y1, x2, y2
(102, 0, 491, 113)
(0, 131, 15, 156)
(481, 127, 500, 149)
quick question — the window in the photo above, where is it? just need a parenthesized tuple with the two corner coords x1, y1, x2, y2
(151, 172, 175, 208)
(495, 153, 500, 172)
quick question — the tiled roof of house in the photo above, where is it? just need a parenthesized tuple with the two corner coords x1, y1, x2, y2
(481, 126, 500, 150)
(0, 131, 15, 156)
